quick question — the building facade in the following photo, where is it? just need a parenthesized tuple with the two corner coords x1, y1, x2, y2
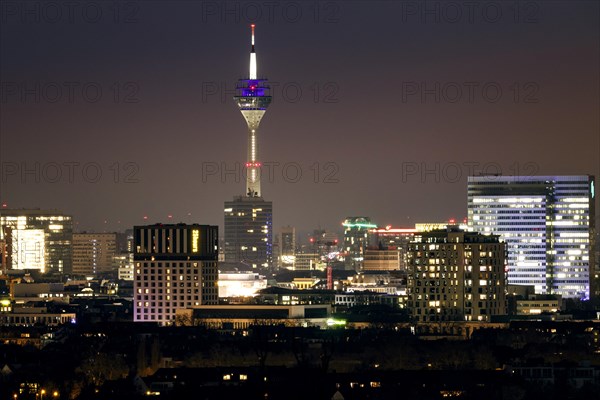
(468, 175, 595, 299)
(224, 197, 273, 270)
(72, 233, 117, 276)
(218, 271, 267, 298)
(279, 226, 296, 269)
(133, 224, 219, 325)
(294, 252, 321, 271)
(362, 249, 401, 271)
(0, 209, 73, 273)
(407, 228, 507, 322)
(370, 227, 417, 271)
(343, 217, 376, 271)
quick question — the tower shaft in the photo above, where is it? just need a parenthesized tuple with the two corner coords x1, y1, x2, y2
(240, 110, 266, 197)
(234, 25, 271, 198)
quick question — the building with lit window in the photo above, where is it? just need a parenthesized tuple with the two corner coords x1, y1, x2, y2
(175, 304, 332, 329)
(370, 227, 417, 271)
(343, 217, 377, 271)
(0, 209, 73, 273)
(293, 252, 322, 271)
(279, 226, 296, 269)
(133, 224, 219, 326)
(363, 249, 401, 271)
(72, 233, 117, 276)
(224, 197, 273, 270)
(468, 175, 595, 299)
(218, 271, 267, 298)
(407, 227, 507, 322)
(308, 229, 340, 259)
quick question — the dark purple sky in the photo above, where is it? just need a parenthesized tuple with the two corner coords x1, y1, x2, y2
(1, 1, 599, 239)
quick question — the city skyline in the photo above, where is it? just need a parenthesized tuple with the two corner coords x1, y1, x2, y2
(1, 2, 598, 236)
(1, 4, 600, 397)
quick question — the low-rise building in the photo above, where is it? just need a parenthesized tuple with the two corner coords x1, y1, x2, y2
(218, 271, 267, 298)
(516, 296, 561, 315)
(175, 304, 332, 329)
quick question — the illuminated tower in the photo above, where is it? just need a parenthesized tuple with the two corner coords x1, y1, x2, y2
(234, 24, 272, 198)
(224, 25, 273, 271)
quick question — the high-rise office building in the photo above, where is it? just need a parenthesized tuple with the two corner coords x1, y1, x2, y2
(224, 25, 273, 271)
(343, 217, 376, 271)
(407, 227, 507, 322)
(0, 209, 73, 273)
(133, 224, 219, 325)
(115, 229, 134, 280)
(72, 233, 117, 276)
(224, 198, 273, 270)
(279, 226, 296, 269)
(468, 175, 595, 300)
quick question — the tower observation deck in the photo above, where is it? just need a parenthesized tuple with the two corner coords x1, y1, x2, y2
(234, 24, 272, 198)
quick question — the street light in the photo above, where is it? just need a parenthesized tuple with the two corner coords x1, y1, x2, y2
(53, 391, 59, 398)
(40, 389, 46, 400)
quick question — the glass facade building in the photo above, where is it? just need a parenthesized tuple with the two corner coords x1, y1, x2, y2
(0, 209, 73, 274)
(468, 175, 595, 299)
(224, 196, 273, 270)
(343, 217, 377, 271)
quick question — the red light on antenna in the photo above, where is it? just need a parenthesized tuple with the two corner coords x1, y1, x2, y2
(251, 24, 255, 28)
(309, 238, 314, 243)
(168, 215, 173, 219)
(143, 216, 148, 220)
(449, 219, 455, 224)
(1, 203, 6, 208)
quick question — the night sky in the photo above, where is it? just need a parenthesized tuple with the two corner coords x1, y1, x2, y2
(1, 1, 599, 239)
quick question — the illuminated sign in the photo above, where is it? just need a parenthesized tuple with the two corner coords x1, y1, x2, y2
(192, 230, 200, 253)
(342, 222, 377, 229)
(591, 180, 595, 199)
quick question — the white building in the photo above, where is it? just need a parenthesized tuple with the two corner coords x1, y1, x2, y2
(218, 271, 267, 298)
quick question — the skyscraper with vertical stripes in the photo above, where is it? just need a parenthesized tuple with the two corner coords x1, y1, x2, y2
(468, 175, 595, 299)
(133, 224, 219, 325)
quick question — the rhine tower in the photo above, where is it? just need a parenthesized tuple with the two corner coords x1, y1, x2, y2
(224, 25, 273, 271)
